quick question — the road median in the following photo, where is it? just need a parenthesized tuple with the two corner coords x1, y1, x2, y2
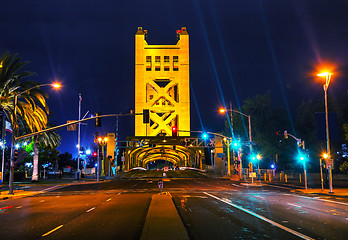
(141, 193, 189, 240)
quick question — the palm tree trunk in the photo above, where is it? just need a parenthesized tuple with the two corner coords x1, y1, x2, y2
(31, 140, 39, 181)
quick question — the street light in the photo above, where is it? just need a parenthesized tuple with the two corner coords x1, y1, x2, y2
(219, 107, 252, 179)
(218, 107, 252, 150)
(317, 72, 333, 193)
(8, 82, 61, 194)
(97, 137, 108, 177)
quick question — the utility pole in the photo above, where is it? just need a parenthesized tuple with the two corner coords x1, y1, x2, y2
(115, 116, 119, 176)
(76, 94, 82, 180)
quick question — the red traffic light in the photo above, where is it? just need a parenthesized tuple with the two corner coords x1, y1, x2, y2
(172, 126, 177, 137)
(93, 152, 97, 157)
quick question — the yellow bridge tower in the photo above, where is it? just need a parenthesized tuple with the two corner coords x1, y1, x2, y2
(135, 27, 190, 136)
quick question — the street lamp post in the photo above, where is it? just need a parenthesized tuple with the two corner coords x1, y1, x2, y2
(317, 72, 333, 193)
(8, 83, 61, 194)
(219, 107, 252, 178)
(97, 137, 108, 177)
(223, 138, 231, 176)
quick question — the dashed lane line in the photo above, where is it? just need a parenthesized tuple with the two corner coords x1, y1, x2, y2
(42, 225, 63, 237)
(287, 203, 302, 208)
(86, 207, 96, 213)
(204, 192, 314, 240)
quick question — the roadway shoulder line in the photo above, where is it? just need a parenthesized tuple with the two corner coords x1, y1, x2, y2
(204, 192, 314, 240)
(42, 225, 63, 237)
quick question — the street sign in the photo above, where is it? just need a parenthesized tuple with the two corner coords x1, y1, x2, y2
(326, 159, 334, 170)
(249, 172, 256, 178)
(158, 181, 163, 189)
(67, 121, 77, 131)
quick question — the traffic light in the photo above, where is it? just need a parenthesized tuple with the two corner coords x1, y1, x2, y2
(95, 112, 102, 127)
(93, 152, 97, 157)
(143, 109, 149, 124)
(276, 131, 282, 142)
(297, 139, 302, 147)
(172, 126, 178, 137)
(284, 130, 288, 139)
(297, 151, 308, 163)
(202, 132, 208, 140)
(14, 149, 18, 160)
(232, 140, 241, 150)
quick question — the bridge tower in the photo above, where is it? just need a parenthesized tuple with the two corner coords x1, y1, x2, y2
(135, 27, 190, 137)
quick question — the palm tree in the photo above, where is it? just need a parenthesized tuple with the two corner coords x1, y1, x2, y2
(0, 52, 49, 132)
(1, 52, 51, 182)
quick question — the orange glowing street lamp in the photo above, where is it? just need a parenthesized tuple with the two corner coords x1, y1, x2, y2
(52, 83, 61, 89)
(97, 137, 108, 177)
(317, 71, 333, 193)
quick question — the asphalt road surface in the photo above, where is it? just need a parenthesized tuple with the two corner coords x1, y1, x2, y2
(0, 173, 347, 239)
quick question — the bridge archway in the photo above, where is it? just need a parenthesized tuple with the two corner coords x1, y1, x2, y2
(124, 137, 206, 170)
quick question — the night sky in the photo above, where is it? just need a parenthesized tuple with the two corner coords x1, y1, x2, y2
(1, 0, 348, 156)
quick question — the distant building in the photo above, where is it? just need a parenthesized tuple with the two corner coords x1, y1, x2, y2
(135, 27, 190, 136)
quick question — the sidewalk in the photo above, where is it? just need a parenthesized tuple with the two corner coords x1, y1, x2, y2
(291, 188, 348, 197)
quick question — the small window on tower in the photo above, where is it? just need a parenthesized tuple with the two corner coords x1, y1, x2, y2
(155, 56, 161, 71)
(173, 56, 179, 71)
(146, 56, 151, 71)
(164, 56, 170, 71)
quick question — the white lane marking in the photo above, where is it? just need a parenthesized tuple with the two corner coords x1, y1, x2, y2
(287, 203, 302, 208)
(231, 184, 242, 188)
(86, 207, 96, 213)
(204, 192, 314, 240)
(254, 196, 265, 200)
(117, 192, 121, 195)
(41, 185, 65, 192)
(107, 198, 112, 202)
(42, 225, 63, 237)
(182, 195, 208, 199)
(16, 206, 22, 209)
(40, 200, 45, 203)
(298, 195, 348, 207)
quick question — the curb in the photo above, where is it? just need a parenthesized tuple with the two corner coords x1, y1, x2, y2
(290, 189, 348, 198)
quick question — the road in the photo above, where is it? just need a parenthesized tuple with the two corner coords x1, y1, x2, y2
(0, 172, 347, 239)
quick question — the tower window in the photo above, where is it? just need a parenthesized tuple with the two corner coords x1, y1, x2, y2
(164, 56, 170, 71)
(146, 56, 152, 71)
(155, 56, 161, 71)
(173, 56, 179, 71)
